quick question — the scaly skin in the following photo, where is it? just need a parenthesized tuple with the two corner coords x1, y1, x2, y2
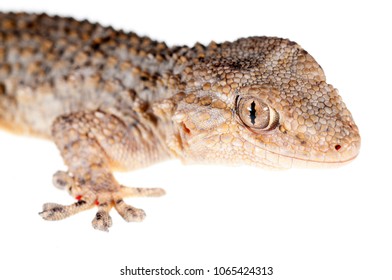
(0, 13, 360, 231)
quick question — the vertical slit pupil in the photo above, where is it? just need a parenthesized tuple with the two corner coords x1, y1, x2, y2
(250, 101, 257, 125)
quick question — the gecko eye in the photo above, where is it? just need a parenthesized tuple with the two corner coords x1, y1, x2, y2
(236, 96, 279, 131)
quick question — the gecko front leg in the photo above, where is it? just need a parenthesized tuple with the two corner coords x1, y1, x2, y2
(39, 110, 165, 231)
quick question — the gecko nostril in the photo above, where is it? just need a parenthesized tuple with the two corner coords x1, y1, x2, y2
(335, 144, 342, 151)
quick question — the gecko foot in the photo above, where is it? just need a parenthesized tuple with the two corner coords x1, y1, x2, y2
(39, 171, 165, 231)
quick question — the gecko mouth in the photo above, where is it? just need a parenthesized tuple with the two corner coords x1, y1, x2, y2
(259, 139, 361, 169)
(258, 150, 360, 169)
(296, 153, 359, 168)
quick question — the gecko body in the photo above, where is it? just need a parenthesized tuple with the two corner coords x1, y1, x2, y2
(0, 13, 360, 231)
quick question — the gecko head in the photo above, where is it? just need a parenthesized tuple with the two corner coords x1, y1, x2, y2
(173, 37, 360, 168)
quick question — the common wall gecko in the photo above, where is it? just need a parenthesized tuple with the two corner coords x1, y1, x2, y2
(0, 12, 360, 231)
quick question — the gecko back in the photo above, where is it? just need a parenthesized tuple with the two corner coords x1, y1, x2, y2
(0, 12, 177, 137)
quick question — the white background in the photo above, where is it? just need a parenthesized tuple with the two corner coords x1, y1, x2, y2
(0, 1, 391, 279)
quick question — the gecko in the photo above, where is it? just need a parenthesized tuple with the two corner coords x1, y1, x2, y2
(0, 12, 360, 231)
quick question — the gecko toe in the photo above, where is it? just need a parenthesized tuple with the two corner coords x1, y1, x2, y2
(115, 199, 146, 222)
(39, 197, 95, 221)
(92, 207, 113, 232)
(52, 170, 74, 190)
(39, 203, 67, 220)
(119, 185, 166, 197)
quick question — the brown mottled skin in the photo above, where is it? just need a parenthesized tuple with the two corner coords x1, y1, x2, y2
(0, 13, 360, 231)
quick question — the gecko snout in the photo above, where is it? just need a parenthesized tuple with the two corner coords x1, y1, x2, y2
(323, 120, 361, 165)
